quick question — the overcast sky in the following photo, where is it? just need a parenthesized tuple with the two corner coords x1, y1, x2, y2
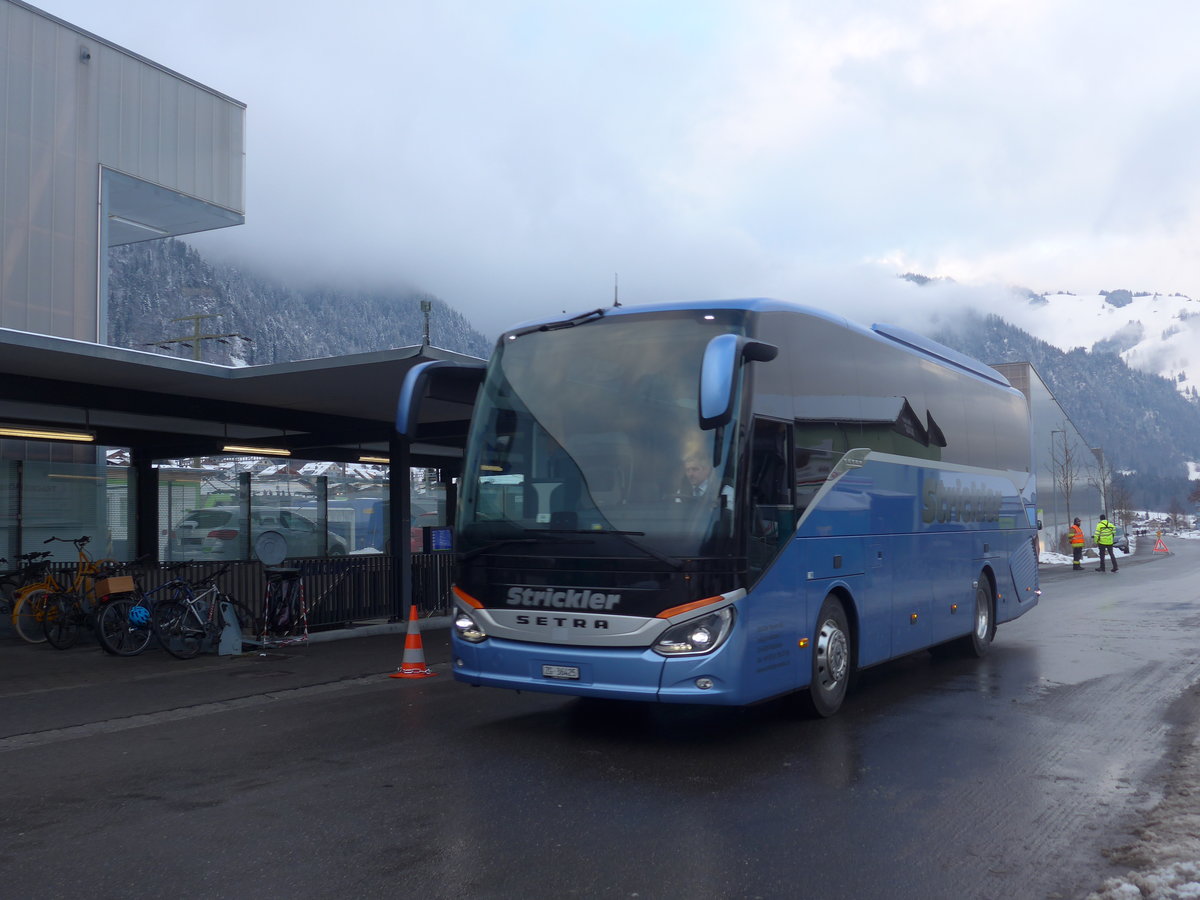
(34, 0, 1200, 339)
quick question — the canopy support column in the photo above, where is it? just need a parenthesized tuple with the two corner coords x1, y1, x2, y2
(388, 433, 412, 621)
(131, 448, 158, 562)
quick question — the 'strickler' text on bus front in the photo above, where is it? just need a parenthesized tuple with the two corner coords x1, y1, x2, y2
(506, 586, 621, 610)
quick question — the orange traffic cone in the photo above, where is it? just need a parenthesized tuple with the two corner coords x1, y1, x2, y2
(389, 603, 437, 679)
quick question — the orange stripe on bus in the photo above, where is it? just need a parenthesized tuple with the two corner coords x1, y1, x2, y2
(656, 595, 725, 619)
(453, 585, 483, 609)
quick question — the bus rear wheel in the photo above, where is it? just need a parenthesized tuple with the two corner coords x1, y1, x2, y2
(805, 594, 851, 718)
(959, 575, 995, 658)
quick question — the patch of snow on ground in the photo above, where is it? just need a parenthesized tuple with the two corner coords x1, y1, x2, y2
(1089, 863, 1200, 900)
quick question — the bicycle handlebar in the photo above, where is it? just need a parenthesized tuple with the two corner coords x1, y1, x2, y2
(196, 566, 231, 585)
(43, 536, 90, 546)
(111, 554, 153, 571)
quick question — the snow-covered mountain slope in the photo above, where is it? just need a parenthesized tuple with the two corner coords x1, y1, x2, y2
(1000, 291, 1200, 399)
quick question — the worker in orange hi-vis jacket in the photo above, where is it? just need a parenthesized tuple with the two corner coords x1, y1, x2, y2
(1068, 518, 1085, 571)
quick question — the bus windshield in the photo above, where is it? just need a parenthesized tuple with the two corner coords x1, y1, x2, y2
(459, 310, 745, 561)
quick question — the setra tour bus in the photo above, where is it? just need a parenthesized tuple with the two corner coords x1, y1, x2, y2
(397, 299, 1040, 715)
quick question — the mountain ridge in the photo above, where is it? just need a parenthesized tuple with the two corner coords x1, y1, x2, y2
(106, 239, 492, 364)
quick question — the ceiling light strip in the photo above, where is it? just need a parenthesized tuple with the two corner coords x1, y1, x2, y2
(221, 444, 291, 457)
(0, 425, 95, 442)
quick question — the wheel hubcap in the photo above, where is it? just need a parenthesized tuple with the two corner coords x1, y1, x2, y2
(816, 617, 848, 689)
(975, 587, 990, 640)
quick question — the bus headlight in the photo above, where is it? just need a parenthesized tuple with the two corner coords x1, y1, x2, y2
(653, 607, 734, 657)
(454, 611, 488, 643)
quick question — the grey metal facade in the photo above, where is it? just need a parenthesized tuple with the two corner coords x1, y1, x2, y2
(0, 0, 245, 342)
(993, 362, 1103, 551)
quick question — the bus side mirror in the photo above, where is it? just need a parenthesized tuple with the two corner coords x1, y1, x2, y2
(396, 360, 486, 437)
(698, 335, 778, 430)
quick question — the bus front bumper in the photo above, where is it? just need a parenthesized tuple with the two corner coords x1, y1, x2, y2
(451, 634, 751, 705)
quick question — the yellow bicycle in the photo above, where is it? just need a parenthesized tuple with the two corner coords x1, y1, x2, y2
(11, 537, 113, 645)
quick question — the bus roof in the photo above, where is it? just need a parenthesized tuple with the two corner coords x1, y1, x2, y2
(501, 299, 1011, 388)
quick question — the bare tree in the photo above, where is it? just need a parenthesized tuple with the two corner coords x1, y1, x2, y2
(1168, 498, 1186, 530)
(1108, 479, 1135, 526)
(1088, 447, 1116, 516)
(1048, 424, 1082, 550)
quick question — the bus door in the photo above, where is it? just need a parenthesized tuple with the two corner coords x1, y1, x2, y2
(748, 419, 794, 580)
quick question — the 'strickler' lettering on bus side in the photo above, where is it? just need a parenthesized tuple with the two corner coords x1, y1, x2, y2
(921, 479, 1004, 524)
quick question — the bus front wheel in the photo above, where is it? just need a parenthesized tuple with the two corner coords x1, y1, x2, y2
(805, 594, 851, 718)
(960, 575, 995, 658)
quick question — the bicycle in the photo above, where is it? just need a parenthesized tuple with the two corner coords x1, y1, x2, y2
(11, 537, 113, 645)
(1, 551, 53, 618)
(38, 538, 124, 650)
(94, 560, 184, 657)
(6, 555, 57, 641)
(151, 567, 254, 660)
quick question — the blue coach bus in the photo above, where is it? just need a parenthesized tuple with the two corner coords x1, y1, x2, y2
(398, 299, 1040, 715)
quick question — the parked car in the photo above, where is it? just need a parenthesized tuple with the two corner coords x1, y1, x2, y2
(1114, 525, 1130, 554)
(169, 507, 347, 561)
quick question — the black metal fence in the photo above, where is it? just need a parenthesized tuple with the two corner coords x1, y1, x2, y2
(77, 553, 454, 632)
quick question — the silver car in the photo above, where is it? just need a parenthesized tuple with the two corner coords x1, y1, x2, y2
(1113, 525, 1130, 554)
(169, 507, 347, 560)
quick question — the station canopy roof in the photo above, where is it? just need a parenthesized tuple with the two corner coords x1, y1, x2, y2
(0, 328, 484, 468)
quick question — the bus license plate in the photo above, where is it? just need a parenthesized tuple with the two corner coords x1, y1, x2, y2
(542, 664, 580, 680)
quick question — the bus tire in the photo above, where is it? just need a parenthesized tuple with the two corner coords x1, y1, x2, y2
(804, 594, 851, 718)
(959, 574, 995, 658)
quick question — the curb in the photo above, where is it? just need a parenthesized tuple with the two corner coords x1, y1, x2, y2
(303, 615, 451, 643)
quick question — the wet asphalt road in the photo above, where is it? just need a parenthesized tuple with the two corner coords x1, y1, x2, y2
(1, 537, 1197, 900)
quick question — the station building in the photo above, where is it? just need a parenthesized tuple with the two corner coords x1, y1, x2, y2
(993, 363, 1104, 553)
(1, 0, 477, 626)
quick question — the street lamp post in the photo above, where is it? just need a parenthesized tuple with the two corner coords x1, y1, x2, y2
(1091, 447, 1106, 515)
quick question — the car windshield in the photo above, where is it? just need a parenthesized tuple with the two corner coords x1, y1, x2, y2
(458, 310, 745, 560)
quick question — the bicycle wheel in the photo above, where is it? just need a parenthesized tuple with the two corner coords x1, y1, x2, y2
(152, 599, 203, 659)
(12, 588, 51, 644)
(0, 576, 19, 616)
(97, 596, 154, 657)
(43, 593, 82, 650)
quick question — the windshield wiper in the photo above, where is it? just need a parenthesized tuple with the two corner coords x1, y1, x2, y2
(538, 528, 646, 536)
(536, 528, 684, 570)
(459, 537, 541, 562)
(459, 534, 590, 562)
(509, 308, 606, 338)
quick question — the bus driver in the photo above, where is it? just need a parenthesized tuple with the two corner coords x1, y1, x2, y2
(682, 453, 716, 498)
